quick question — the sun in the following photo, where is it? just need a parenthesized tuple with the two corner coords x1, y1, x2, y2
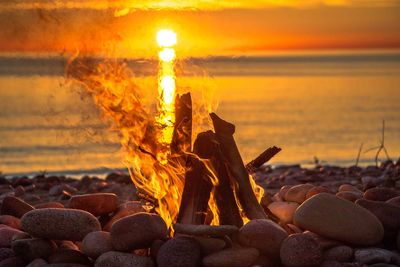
(157, 29, 177, 47)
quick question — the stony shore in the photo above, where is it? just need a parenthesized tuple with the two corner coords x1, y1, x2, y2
(0, 160, 399, 267)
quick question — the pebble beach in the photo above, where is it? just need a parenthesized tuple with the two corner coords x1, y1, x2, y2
(0, 160, 399, 267)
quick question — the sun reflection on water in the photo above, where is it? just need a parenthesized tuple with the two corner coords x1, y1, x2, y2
(156, 29, 177, 162)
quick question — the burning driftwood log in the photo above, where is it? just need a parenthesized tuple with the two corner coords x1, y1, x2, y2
(246, 146, 282, 173)
(171, 93, 192, 155)
(210, 113, 268, 220)
(176, 147, 213, 224)
(193, 131, 243, 227)
(176, 93, 275, 225)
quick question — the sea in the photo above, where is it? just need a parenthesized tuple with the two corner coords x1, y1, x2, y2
(1, 51, 400, 177)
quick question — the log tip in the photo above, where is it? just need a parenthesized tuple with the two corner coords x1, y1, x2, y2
(209, 113, 235, 135)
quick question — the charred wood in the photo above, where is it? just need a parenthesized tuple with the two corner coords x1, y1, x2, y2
(210, 113, 268, 220)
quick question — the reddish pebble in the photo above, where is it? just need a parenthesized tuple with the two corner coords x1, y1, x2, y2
(68, 193, 118, 216)
(0, 226, 23, 248)
(104, 201, 145, 231)
(111, 213, 168, 251)
(1, 197, 34, 218)
(387, 196, 400, 207)
(0, 215, 20, 230)
(336, 191, 362, 202)
(364, 187, 400, 202)
(285, 184, 314, 204)
(306, 186, 332, 199)
(82, 231, 113, 259)
(280, 233, 322, 267)
(34, 202, 64, 209)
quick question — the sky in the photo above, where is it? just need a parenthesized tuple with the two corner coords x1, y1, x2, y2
(0, 0, 399, 57)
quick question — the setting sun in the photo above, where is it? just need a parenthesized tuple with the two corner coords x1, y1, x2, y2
(156, 29, 177, 47)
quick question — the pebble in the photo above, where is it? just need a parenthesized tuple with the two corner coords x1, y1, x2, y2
(26, 258, 48, 267)
(156, 236, 201, 267)
(279, 185, 293, 200)
(68, 193, 118, 216)
(387, 196, 400, 207)
(94, 251, 154, 267)
(0, 256, 25, 267)
(48, 184, 77, 196)
(111, 213, 167, 251)
(336, 191, 362, 202)
(294, 193, 384, 245)
(280, 233, 322, 267)
(306, 186, 332, 199)
(0, 247, 15, 261)
(1, 196, 34, 218)
(0, 226, 23, 247)
(267, 202, 299, 224)
(323, 245, 353, 262)
(56, 241, 79, 251)
(286, 224, 302, 234)
(368, 264, 398, 267)
(82, 231, 113, 259)
(0, 215, 21, 229)
(271, 192, 284, 202)
(320, 261, 342, 267)
(202, 247, 259, 267)
(21, 208, 101, 241)
(193, 236, 226, 255)
(103, 201, 145, 231)
(11, 232, 31, 242)
(356, 199, 400, 231)
(173, 223, 238, 237)
(150, 240, 164, 261)
(364, 187, 400, 201)
(48, 249, 91, 265)
(284, 184, 314, 204)
(238, 219, 288, 258)
(13, 186, 25, 197)
(34, 202, 64, 209)
(338, 184, 362, 193)
(252, 254, 278, 267)
(11, 238, 57, 262)
(398, 231, 400, 251)
(354, 248, 395, 265)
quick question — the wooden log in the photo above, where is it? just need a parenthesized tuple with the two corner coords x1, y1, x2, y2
(210, 113, 268, 220)
(177, 132, 213, 225)
(194, 131, 243, 227)
(246, 146, 281, 173)
(171, 93, 192, 155)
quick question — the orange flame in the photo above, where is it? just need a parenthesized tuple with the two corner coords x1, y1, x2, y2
(66, 30, 264, 229)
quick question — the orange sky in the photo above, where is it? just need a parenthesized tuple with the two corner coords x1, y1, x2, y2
(0, 1, 399, 57)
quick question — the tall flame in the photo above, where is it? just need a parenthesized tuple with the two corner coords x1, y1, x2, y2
(66, 29, 264, 229)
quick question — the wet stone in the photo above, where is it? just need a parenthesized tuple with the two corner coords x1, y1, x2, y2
(21, 208, 101, 241)
(68, 193, 118, 216)
(111, 213, 167, 251)
(82, 231, 113, 259)
(94, 251, 154, 267)
(202, 247, 259, 267)
(238, 219, 288, 258)
(280, 233, 322, 267)
(1, 196, 34, 218)
(157, 236, 201, 267)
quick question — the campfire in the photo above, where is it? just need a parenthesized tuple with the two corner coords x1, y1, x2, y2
(67, 29, 282, 230)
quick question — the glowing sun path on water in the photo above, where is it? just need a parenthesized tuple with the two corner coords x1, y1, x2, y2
(156, 29, 177, 162)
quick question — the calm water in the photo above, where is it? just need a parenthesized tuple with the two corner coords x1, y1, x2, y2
(1, 53, 400, 175)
